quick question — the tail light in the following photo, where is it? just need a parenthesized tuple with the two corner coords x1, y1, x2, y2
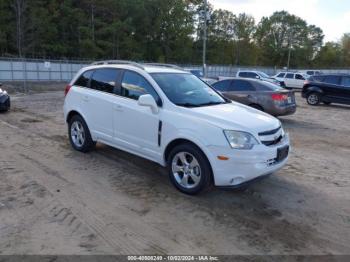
(271, 93, 288, 101)
(64, 84, 72, 96)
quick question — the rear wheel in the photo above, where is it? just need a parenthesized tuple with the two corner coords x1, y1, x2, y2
(306, 92, 321, 105)
(68, 115, 95, 152)
(167, 143, 212, 195)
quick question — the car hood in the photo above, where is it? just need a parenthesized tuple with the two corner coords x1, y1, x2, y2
(190, 102, 280, 134)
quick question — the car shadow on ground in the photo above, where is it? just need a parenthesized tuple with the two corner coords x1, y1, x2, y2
(316, 103, 350, 110)
(90, 143, 325, 253)
(279, 118, 328, 130)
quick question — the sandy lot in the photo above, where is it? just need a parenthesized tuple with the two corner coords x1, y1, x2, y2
(0, 90, 349, 255)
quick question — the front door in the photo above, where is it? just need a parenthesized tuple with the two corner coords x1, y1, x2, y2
(284, 73, 295, 88)
(113, 70, 161, 161)
(294, 74, 306, 89)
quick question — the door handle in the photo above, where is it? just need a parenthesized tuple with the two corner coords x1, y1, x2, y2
(113, 105, 123, 112)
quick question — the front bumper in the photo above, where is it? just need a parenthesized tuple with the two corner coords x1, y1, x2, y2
(208, 134, 290, 187)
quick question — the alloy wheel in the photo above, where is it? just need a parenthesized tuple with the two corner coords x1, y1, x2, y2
(71, 121, 86, 147)
(171, 152, 201, 189)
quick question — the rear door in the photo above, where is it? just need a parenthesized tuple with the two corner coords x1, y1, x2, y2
(80, 68, 121, 142)
(212, 80, 232, 97)
(340, 76, 350, 103)
(322, 75, 342, 102)
(228, 79, 256, 104)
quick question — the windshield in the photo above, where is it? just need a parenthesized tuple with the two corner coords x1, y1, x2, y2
(257, 72, 270, 78)
(151, 73, 227, 107)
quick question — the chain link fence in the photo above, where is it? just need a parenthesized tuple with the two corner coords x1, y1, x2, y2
(1, 57, 349, 83)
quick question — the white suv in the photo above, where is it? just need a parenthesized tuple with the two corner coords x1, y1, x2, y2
(273, 72, 308, 89)
(64, 61, 290, 194)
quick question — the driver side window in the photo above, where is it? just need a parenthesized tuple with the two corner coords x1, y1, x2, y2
(295, 74, 305, 80)
(121, 71, 161, 105)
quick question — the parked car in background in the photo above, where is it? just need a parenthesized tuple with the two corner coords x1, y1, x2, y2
(212, 78, 296, 116)
(0, 83, 10, 112)
(273, 72, 308, 89)
(64, 61, 290, 194)
(236, 70, 285, 87)
(184, 68, 217, 85)
(187, 69, 204, 78)
(298, 70, 321, 76)
(302, 74, 350, 106)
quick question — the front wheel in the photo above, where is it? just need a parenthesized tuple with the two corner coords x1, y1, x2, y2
(167, 144, 212, 195)
(68, 115, 95, 152)
(306, 92, 321, 105)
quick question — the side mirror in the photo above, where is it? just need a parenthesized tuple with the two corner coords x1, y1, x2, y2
(255, 76, 260, 79)
(138, 94, 159, 114)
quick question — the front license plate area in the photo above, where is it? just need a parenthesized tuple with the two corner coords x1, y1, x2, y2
(276, 146, 289, 162)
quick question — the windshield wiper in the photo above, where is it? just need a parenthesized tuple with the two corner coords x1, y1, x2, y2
(175, 103, 201, 108)
(197, 101, 226, 107)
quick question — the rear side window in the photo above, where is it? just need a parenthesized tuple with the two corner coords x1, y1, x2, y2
(231, 80, 255, 91)
(307, 71, 314, 75)
(121, 71, 160, 104)
(212, 80, 231, 92)
(285, 73, 294, 79)
(75, 70, 93, 87)
(341, 76, 350, 87)
(238, 72, 247, 77)
(90, 68, 119, 93)
(277, 73, 285, 78)
(324, 75, 340, 85)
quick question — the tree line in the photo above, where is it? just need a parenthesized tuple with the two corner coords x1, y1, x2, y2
(0, 0, 349, 68)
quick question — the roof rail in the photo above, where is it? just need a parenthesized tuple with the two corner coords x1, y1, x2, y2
(143, 63, 183, 70)
(91, 60, 144, 70)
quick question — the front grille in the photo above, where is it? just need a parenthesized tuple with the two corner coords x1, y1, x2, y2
(258, 126, 281, 136)
(259, 126, 283, 146)
(261, 135, 283, 146)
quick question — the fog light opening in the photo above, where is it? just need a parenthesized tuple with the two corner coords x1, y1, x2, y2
(230, 177, 244, 185)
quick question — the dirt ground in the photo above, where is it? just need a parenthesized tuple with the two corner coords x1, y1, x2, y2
(0, 90, 349, 255)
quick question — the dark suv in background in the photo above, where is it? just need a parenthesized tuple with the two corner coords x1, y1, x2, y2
(302, 74, 350, 106)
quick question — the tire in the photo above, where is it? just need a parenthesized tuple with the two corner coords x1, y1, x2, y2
(167, 143, 212, 195)
(306, 92, 321, 106)
(68, 115, 95, 153)
(250, 104, 264, 111)
(323, 101, 331, 105)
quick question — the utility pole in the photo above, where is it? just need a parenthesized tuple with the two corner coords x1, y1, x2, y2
(202, 0, 207, 77)
(287, 31, 292, 71)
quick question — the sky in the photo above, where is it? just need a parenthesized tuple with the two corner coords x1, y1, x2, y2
(210, 0, 350, 42)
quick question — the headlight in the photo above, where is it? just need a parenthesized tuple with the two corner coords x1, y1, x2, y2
(223, 130, 259, 150)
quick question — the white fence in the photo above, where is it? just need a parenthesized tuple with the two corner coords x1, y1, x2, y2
(0, 58, 89, 81)
(0, 58, 349, 82)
